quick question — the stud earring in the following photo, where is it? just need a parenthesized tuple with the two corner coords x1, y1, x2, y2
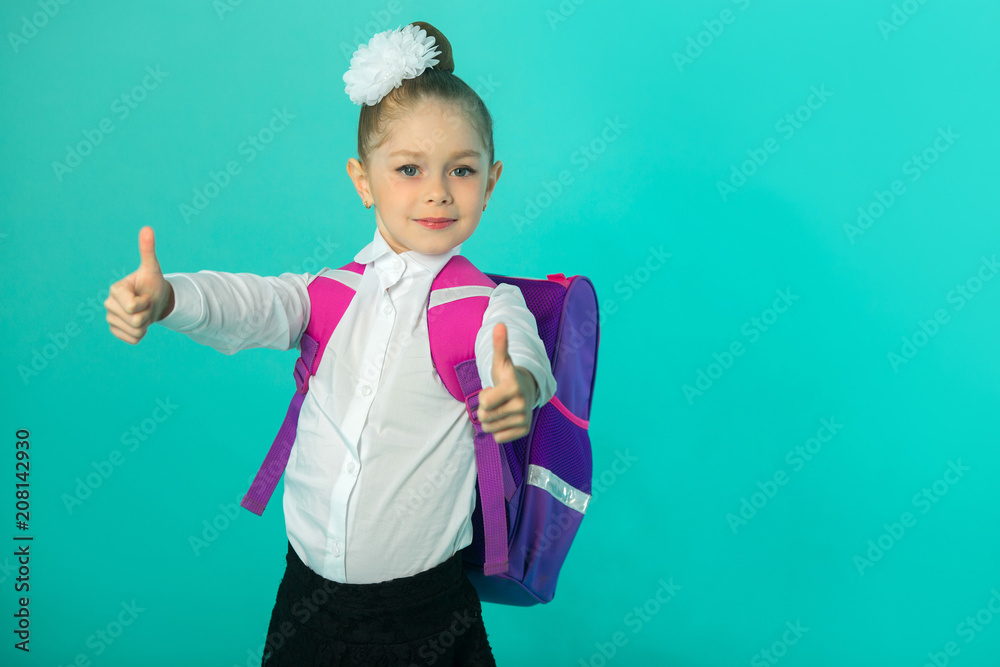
(364, 200, 371, 209)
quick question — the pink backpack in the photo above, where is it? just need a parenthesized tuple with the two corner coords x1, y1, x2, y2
(241, 255, 599, 606)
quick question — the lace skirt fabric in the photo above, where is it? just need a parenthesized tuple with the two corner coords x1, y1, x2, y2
(261, 541, 497, 666)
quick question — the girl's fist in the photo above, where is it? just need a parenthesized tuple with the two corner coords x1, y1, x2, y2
(105, 226, 174, 345)
(476, 322, 539, 444)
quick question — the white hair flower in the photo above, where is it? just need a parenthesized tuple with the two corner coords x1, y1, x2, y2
(343, 24, 441, 106)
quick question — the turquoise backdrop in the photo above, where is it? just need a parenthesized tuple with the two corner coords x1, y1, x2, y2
(2, 1, 998, 665)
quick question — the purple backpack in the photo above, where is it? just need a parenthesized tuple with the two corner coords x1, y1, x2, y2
(240, 255, 599, 606)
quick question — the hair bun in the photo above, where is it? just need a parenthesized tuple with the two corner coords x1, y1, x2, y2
(411, 21, 454, 73)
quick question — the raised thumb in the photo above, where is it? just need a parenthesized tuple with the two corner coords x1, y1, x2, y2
(491, 322, 510, 384)
(137, 226, 161, 276)
(134, 226, 162, 298)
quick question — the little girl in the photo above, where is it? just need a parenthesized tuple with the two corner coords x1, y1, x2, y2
(104, 21, 556, 666)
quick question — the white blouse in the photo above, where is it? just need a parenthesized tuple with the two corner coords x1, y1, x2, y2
(158, 228, 556, 583)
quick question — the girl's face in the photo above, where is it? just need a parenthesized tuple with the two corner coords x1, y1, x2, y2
(347, 99, 502, 256)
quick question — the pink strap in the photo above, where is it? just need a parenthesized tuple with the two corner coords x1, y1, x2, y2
(304, 262, 365, 375)
(240, 261, 363, 516)
(549, 395, 589, 429)
(427, 256, 496, 402)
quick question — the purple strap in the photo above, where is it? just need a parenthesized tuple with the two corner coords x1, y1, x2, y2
(242, 261, 516, 581)
(240, 333, 320, 516)
(456, 359, 510, 576)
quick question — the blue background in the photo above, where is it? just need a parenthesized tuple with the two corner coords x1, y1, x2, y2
(2, 1, 999, 665)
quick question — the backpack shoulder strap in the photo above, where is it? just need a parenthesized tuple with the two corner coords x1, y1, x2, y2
(427, 256, 516, 576)
(301, 263, 365, 384)
(427, 255, 497, 401)
(241, 261, 365, 516)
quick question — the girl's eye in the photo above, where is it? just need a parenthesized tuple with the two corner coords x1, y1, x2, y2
(396, 165, 478, 177)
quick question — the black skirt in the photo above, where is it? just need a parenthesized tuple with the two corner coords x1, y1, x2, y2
(261, 540, 497, 666)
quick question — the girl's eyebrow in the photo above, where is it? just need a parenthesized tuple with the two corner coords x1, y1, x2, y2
(388, 149, 481, 160)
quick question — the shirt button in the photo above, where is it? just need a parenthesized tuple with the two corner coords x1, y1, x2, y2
(361, 385, 372, 396)
(347, 462, 356, 474)
(383, 304, 392, 316)
(332, 541, 340, 556)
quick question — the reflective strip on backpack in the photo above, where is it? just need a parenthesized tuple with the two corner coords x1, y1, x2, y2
(429, 285, 495, 309)
(323, 268, 363, 292)
(526, 464, 591, 514)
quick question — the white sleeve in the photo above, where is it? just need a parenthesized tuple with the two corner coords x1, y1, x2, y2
(475, 282, 557, 409)
(157, 270, 312, 355)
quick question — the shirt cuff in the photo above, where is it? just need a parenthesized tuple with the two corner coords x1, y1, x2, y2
(510, 355, 553, 410)
(157, 274, 206, 331)
(519, 368, 541, 409)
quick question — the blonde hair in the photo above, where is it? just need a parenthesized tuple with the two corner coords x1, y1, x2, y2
(355, 21, 494, 168)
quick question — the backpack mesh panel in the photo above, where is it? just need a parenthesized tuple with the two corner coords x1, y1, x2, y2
(463, 276, 594, 568)
(503, 437, 525, 488)
(485, 276, 568, 498)
(486, 276, 563, 365)
(464, 403, 593, 565)
(529, 403, 593, 495)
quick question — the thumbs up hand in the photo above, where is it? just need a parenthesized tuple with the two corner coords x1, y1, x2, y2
(476, 322, 539, 444)
(105, 226, 175, 345)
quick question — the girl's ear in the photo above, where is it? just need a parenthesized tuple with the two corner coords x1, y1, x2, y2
(485, 160, 503, 201)
(346, 158, 371, 202)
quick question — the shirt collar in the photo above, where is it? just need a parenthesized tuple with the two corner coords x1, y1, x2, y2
(353, 226, 463, 277)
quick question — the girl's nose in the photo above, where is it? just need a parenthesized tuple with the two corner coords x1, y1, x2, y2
(424, 174, 452, 203)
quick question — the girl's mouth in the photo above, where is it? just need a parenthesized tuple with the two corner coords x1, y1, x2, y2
(415, 218, 456, 229)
